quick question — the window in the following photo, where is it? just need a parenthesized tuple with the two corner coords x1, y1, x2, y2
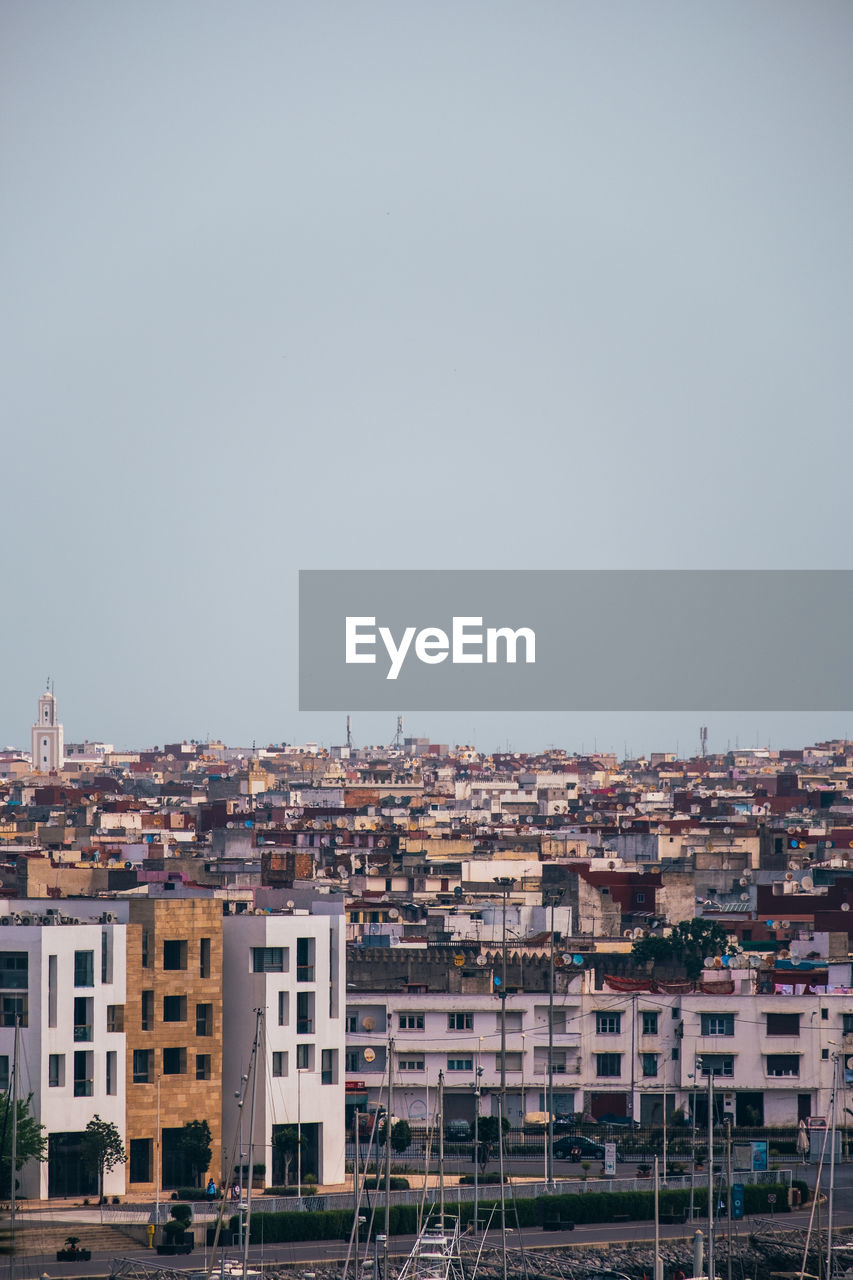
(0, 953, 28, 990)
(141, 930, 151, 968)
(107, 1004, 124, 1033)
(296, 1044, 313, 1070)
(821, 1007, 829, 1021)
(641, 1012, 659, 1036)
(163, 940, 188, 971)
(49, 1054, 65, 1088)
(73, 996, 93, 1041)
(252, 947, 286, 973)
(296, 991, 314, 1035)
(74, 950, 94, 987)
(822, 1048, 830, 1061)
(496, 1052, 523, 1072)
(73, 1050, 93, 1096)
(549, 1010, 567, 1033)
(346, 1011, 358, 1033)
(399, 1012, 425, 1030)
(699, 1055, 734, 1077)
(129, 1138, 152, 1183)
(196, 1003, 213, 1037)
(447, 1057, 474, 1071)
(163, 1047, 187, 1075)
(345, 1050, 360, 1072)
(272, 1051, 288, 1078)
(163, 995, 187, 1022)
(297, 937, 315, 982)
(141, 990, 154, 1031)
(501, 1011, 523, 1031)
(448, 1012, 473, 1031)
(671, 1047, 679, 1060)
(101, 930, 113, 983)
(321, 1048, 337, 1085)
(635, 891, 646, 903)
(48, 954, 57, 1027)
(0, 1057, 7, 1092)
(196, 1054, 211, 1081)
(278, 992, 289, 1026)
(596, 1012, 621, 1035)
(767, 1054, 800, 1077)
(701, 1013, 735, 1037)
(398, 1058, 424, 1071)
(200, 937, 211, 979)
(106, 1050, 117, 1095)
(641, 1053, 659, 1078)
(595, 1053, 622, 1078)
(0, 994, 27, 1027)
(766, 1012, 800, 1036)
(843, 1013, 853, 1034)
(133, 1048, 152, 1084)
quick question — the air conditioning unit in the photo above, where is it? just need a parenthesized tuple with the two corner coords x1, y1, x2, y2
(0, 917, 10, 926)
(18, 915, 32, 926)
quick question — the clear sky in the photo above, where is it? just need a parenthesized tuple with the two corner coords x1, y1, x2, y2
(2, 2, 852, 756)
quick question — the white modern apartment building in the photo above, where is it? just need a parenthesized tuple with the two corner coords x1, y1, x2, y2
(222, 906, 346, 1188)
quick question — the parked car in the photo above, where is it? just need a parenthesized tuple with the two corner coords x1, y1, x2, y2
(553, 1134, 622, 1162)
(594, 1113, 639, 1128)
(445, 1119, 472, 1141)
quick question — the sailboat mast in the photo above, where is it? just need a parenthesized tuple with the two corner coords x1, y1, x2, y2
(241, 1009, 262, 1280)
(8, 1018, 18, 1280)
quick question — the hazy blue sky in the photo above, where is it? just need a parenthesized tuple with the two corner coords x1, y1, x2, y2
(3, 2, 852, 755)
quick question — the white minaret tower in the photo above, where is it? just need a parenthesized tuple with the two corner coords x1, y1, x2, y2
(31, 682, 64, 772)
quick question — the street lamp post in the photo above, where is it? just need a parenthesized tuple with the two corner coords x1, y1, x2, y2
(471, 1065, 483, 1234)
(543, 887, 563, 1191)
(494, 878, 515, 1099)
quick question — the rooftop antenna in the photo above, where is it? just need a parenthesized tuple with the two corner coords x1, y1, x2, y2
(393, 715, 403, 749)
(346, 715, 352, 750)
(700, 726, 708, 759)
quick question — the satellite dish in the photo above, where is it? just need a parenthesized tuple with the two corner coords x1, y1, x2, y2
(561, 952, 573, 964)
(781, 920, 791, 930)
(842, 902, 850, 912)
(739, 878, 748, 887)
(637, 866, 645, 876)
(713, 957, 723, 968)
(453, 953, 465, 967)
(363, 1048, 376, 1063)
(749, 955, 762, 969)
(475, 954, 487, 967)
(572, 954, 584, 966)
(286, 900, 295, 909)
(801, 875, 814, 891)
(388, 908, 399, 920)
(362, 1016, 376, 1031)
(778, 949, 791, 960)
(724, 826, 732, 835)
(847, 1057, 853, 1072)
(740, 892, 749, 902)
(703, 957, 715, 968)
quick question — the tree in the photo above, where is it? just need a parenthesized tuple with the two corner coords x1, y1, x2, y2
(473, 1116, 509, 1173)
(390, 1120, 412, 1154)
(175, 1120, 212, 1186)
(0, 1092, 47, 1192)
(273, 1126, 306, 1187)
(631, 918, 729, 981)
(81, 1115, 126, 1203)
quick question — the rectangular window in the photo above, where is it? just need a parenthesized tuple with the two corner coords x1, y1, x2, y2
(497, 1052, 523, 1072)
(106, 1004, 124, 1033)
(447, 1057, 474, 1071)
(701, 1013, 735, 1036)
(101, 930, 113, 984)
(73, 950, 94, 987)
(196, 1054, 211, 1081)
(398, 1058, 424, 1071)
(278, 992, 289, 1027)
(321, 1048, 337, 1085)
(500, 1011, 524, 1031)
(448, 1012, 473, 1031)
(196, 1003, 213, 1036)
(141, 990, 154, 1031)
(49, 1054, 64, 1088)
(641, 1011, 659, 1036)
(296, 1043, 313, 1070)
(843, 1013, 853, 1034)
(766, 1012, 801, 1036)
(129, 1138, 152, 1183)
(0, 953, 28, 989)
(346, 1011, 358, 1033)
(296, 991, 314, 1035)
(200, 937, 211, 979)
(345, 1050, 360, 1072)
(767, 1054, 800, 1077)
(73, 995, 93, 1041)
(162, 1046, 187, 1075)
(0, 994, 28, 1027)
(252, 947, 286, 973)
(132, 1048, 152, 1084)
(398, 1012, 425, 1030)
(595, 1053, 622, 1078)
(0, 1056, 7, 1092)
(141, 930, 151, 968)
(106, 1050, 117, 1095)
(48, 954, 57, 1028)
(596, 1012, 621, 1035)
(272, 1051, 288, 1078)
(296, 937, 315, 982)
(163, 994, 187, 1022)
(162, 940, 188, 971)
(73, 1050, 93, 1097)
(699, 1055, 734, 1077)
(641, 1053, 659, 1078)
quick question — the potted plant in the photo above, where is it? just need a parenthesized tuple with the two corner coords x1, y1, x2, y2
(157, 1204, 194, 1255)
(57, 1236, 92, 1262)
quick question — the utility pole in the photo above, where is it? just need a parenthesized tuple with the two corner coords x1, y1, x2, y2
(726, 1118, 733, 1280)
(384, 1037, 393, 1280)
(472, 1066, 483, 1234)
(545, 889, 559, 1190)
(353, 1112, 360, 1280)
(707, 1064, 715, 1280)
(827, 1052, 839, 1280)
(494, 878, 515, 1097)
(438, 1070, 445, 1230)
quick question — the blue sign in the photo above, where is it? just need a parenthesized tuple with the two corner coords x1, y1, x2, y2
(732, 1184, 745, 1220)
(752, 1140, 768, 1171)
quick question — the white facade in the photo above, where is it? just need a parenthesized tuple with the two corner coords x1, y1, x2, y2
(31, 690, 64, 773)
(222, 908, 346, 1188)
(0, 912, 126, 1198)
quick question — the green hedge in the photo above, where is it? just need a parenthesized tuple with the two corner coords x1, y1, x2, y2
(231, 1182, 792, 1244)
(361, 1177, 411, 1191)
